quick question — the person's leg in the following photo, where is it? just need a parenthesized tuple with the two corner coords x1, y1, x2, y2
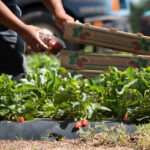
(11, 35, 27, 82)
(0, 35, 27, 80)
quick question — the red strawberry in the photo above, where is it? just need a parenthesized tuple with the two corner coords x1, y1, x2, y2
(81, 119, 88, 126)
(79, 34, 86, 40)
(40, 36, 46, 40)
(86, 32, 91, 36)
(133, 64, 139, 68)
(123, 114, 128, 120)
(129, 61, 134, 66)
(134, 45, 141, 51)
(75, 122, 82, 129)
(131, 41, 136, 46)
(18, 117, 24, 123)
(48, 40, 63, 55)
(131, 41, 141, 51)
(77, 61, 83, 67)
(48, 39, 56, 47)
(129, 61, 139, 68)
(82, 76, 87, 79)
(82, 58, 88, 63)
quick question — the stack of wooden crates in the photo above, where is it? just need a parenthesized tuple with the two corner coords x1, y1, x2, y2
(61, 22, 150, 78)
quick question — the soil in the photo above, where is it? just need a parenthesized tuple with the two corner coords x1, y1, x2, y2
(0, 132, 141, 150)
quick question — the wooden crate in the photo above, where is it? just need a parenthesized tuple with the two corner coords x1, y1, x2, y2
(64, 22, 150, 55)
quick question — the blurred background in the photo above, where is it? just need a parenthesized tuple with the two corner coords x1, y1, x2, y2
(16, 0, 150, 53)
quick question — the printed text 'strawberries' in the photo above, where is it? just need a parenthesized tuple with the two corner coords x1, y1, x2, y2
(81, 119, 88, 126)
(75, 122, 82, 129)
(18, 117, 24, 123)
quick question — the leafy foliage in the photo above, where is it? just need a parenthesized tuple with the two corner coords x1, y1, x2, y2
(0, 53, 150, 123)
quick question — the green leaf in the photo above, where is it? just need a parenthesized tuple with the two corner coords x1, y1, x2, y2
(7, 105, 16, 110)
(96, 105, 111, 111)
(43, 105, 55, 112)
(58, 67, 67, 74)
(25, 114, 34, 120)
(21, 84, 37, 90)
(109, 66, 119, 76)
(17, 108, 23, 113)
(82, 93, 87, 101)
(87, 105, 93, 119)
(0, 109, 9, 116)
(54, 92, 70, 105)
(24, 103, 38, 109)
(116, 79, 138, 95)
(0, 104, 5, 107)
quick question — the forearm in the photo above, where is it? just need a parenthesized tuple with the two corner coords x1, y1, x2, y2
(0, 0, 27, 35)
(42, 0, 66, 16)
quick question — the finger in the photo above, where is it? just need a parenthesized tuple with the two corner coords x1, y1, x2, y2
(29, 42, 41, 52)
(38, 39, 49, 51)
(35, 31, 50, 51)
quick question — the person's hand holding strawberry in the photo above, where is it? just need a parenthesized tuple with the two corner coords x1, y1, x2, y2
(20, 25, 49, 52)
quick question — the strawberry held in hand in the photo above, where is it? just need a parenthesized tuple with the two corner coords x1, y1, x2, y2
(18, 117, 24, 123)
(48, 39, 63, 55)
(39, 32, 65, 55)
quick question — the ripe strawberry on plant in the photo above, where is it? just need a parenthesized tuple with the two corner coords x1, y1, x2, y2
(81, 119, 88, 126)
(75, 122, 82, 129)
(18, 117, 24, 123)
(123, 114, 128, 120)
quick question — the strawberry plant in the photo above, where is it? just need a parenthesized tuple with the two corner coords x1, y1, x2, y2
(0, 53, 150, 124)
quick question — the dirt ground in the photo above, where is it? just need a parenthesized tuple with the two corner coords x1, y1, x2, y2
(0, 133, 140, 150)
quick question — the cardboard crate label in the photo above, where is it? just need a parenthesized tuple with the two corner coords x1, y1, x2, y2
(64, 22, 150, 55)
(61, 51, 150, 71)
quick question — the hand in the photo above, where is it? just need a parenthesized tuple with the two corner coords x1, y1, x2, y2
(55, 12, 74, 31)
(20, 25, 49, 52)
